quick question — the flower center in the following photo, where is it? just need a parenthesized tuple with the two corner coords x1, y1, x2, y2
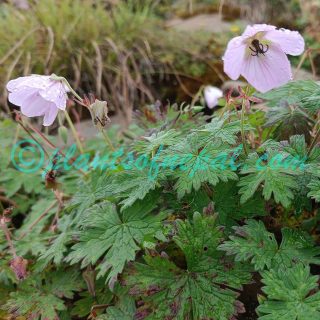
(249, 39, 269, 57)
(245, 32, 271, 58)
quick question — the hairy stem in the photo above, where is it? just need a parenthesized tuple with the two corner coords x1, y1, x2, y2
(17, 119, 50, 158)
(100, 128, 115, 151)
(308, 121, 320, 156)
(27, 121, 86, 176)
(28, 122, 58, 150)
(0, 220, 17, 258)
(63, 78, 83, 101)
(51, 75, 85, 153)
(240, 89, 249, 156)
(64, 110, 84, 154)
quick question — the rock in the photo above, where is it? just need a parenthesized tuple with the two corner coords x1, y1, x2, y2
(292, 68, 319, 81)
(166, 13, 247, 33)
(11, 0, 29, 10)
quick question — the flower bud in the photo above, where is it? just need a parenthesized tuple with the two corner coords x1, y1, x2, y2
(192, 106, 203, 112)
(58, 125, 68, 144)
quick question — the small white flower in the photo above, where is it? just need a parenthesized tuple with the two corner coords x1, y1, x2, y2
(204, 86, 223, 109)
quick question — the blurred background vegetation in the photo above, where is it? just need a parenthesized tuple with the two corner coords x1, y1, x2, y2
(0, 0, 319, 125)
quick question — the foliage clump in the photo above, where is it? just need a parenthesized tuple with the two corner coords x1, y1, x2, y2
(1, 76, 320, 319)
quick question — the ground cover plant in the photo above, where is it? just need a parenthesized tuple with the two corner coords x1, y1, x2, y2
(1, 6, 320, 320)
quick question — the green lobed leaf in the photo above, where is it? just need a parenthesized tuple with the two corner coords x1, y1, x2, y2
(220, 220, 320, 270)
(257, 264, 320, 320)
(126, 212, 251, 320)
(161, 134, 238, 199)
(238, 150, 300, 207)
(258, 80, 320, 112)
(212, 181, 266, 229)
(110, 169, 162, 210)
(67, 199, 164, 286)
(2, 269, 83, 320)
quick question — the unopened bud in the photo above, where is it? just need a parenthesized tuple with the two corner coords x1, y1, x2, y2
(58, 125, 68, 144)
(192, 106, 203, 112)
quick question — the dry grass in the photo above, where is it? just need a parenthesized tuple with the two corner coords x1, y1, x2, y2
(0, 0, 216, 124)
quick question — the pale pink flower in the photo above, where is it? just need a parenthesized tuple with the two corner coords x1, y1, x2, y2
(204, 86, 223, 109)
(223, 24, 305, 93)
(7, 75, 69, 126)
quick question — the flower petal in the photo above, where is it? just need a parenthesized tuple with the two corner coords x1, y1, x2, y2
(242, 24, 276, 38)
(6, 75, 51, 92)
(39, 81, 67, 110)
(223, 36, 247, 80)
(8, 88, 39, 107)
(265, 28, 305, 56)
(43, 105, 59, 126)
(241, 44, 292, 93)
(204, 86, 223, 109)
(21, 93, 52, 117)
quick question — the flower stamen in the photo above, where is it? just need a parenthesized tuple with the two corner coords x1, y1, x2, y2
(249, 39, 269, 57)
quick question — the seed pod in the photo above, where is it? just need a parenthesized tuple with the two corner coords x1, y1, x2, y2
(89, 99, 110, 128)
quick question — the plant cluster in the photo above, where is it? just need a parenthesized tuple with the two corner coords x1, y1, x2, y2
(1, 77, 320, 319)
(0, 12, 319, 320)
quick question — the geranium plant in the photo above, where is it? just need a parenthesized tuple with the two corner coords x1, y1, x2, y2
(0, 23, 320, 320)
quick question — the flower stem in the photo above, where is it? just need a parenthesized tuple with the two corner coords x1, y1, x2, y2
(0, 219, 17, 258)
(28, 122, 58, 150)
(27, 120, 87, 176)
(308, 120, 320, 156)
(63, 80, 82, 101)
(16, 119, 50, 158)
(50, 75, 84, 153)
(100, 128, 115, 151)
(240, 89, 249, 156)
(64, 110, 84, 154)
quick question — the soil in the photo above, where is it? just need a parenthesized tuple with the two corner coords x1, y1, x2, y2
(237, 273, 263, 320)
